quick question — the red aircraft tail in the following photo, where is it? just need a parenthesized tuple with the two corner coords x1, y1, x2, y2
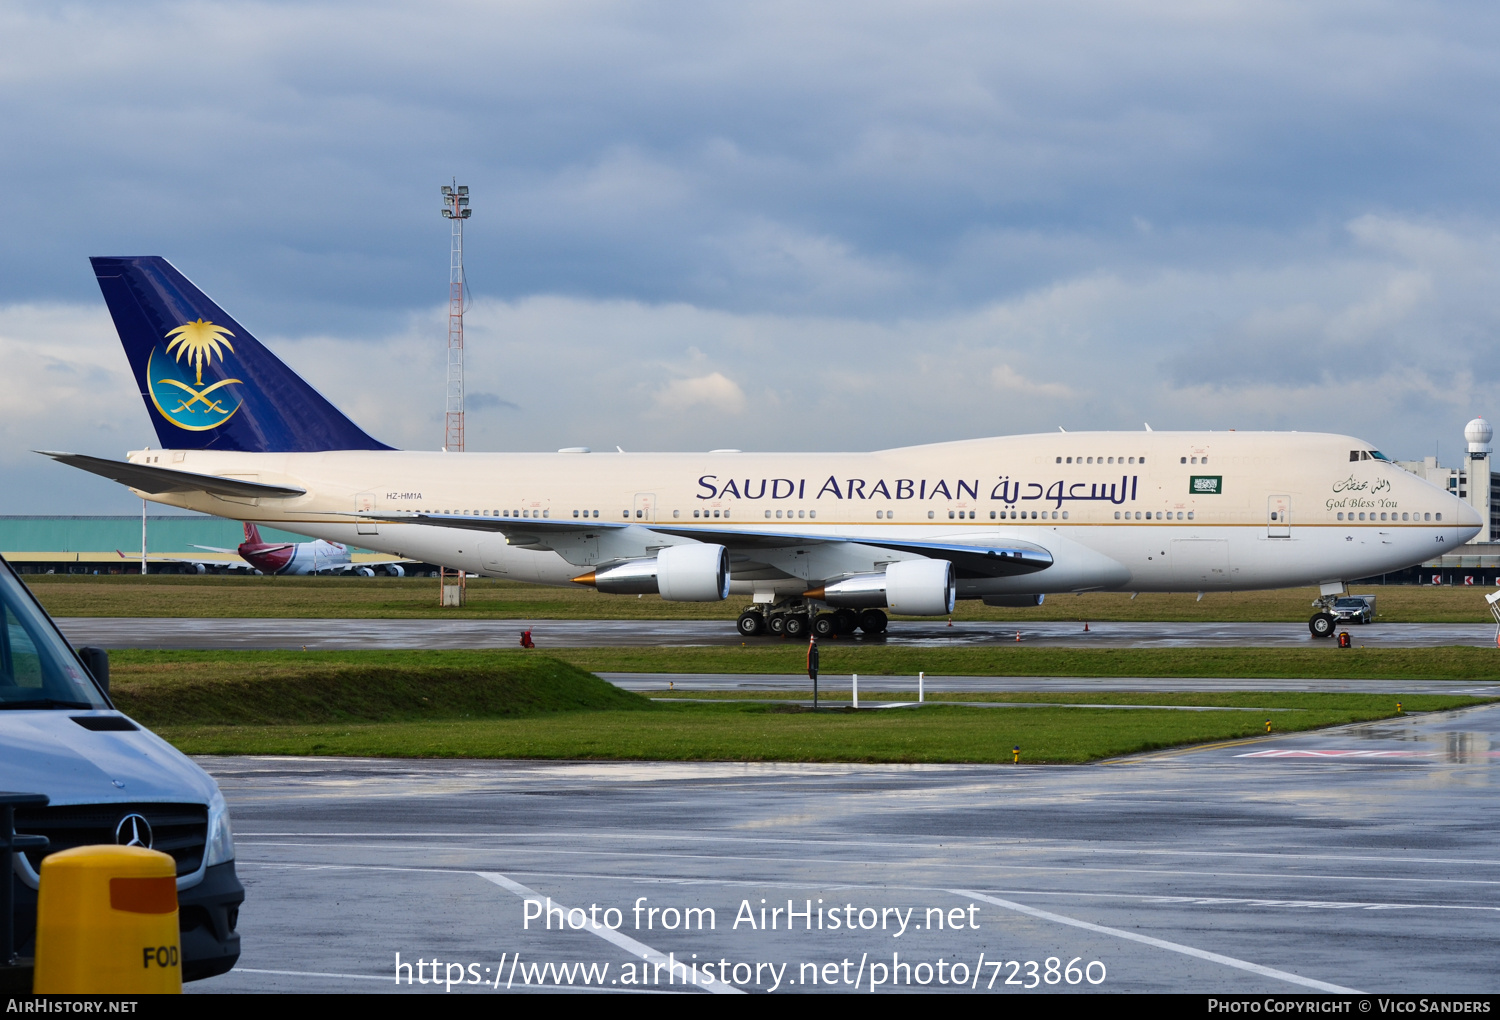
(243, 522, 263, 545)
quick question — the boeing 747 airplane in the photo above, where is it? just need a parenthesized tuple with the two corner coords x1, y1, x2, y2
(190, 522, 410, 576)
(43, 257, 1482, 638)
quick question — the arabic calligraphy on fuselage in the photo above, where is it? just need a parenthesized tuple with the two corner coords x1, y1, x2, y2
(1331, 475, 1391, 495)
(695, 475, 1140, 510)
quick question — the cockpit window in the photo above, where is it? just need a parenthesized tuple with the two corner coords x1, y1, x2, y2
(1369, 450, 1390, 461)
(0, 564, 108, 709)
(1349, 450, 1391, 462)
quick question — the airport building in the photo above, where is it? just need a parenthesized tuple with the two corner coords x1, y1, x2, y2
(1394, 417, 1500, 546)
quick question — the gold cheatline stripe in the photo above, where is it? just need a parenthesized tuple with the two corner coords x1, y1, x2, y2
(266, 516, 1444, 530)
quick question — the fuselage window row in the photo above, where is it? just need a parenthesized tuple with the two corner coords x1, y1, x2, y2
(1056, 456, 1146, 464)
(1337, 512, 1439, 522)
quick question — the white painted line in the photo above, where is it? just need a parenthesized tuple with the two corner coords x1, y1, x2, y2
(232, 967, 671, 993)
(234, 831, 1500, 868)
(953, 890, 1362, 994)
(476, 872, 742, 995)
(236, 840, 1500, 884)
(234, 967, 389, 982)
(239, 859, 1500, 915)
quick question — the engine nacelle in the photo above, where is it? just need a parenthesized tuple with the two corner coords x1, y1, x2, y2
(384, 564, 405, 577)
(356, 567, 375, 577)
(817, 559, 955, 616)
(657, 544, 730, 601)
(885, 559, 955, 615)
(591, 544, 730, 601)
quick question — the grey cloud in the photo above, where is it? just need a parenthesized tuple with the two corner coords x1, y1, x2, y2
(465, 392, 520, 412)
(2, 1, 1499, 322)
(3, 3, 1500, 510)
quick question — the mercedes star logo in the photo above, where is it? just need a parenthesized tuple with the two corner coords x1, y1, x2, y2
(115, 813, 153, 848)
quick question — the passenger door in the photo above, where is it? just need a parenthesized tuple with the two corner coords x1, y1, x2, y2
(633, 493, 656, 522)
(1267, 495, 1290, 538)
(355, 492, 378, 535)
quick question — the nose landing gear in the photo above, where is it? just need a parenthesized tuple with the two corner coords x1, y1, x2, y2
(1308, 589, 1343, 638)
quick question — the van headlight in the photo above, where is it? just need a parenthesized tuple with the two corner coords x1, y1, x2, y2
(204, 789, 236, 867)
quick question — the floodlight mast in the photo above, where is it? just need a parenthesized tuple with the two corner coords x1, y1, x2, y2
(440, 182, 471, 453)
(438, 182, 473, 606)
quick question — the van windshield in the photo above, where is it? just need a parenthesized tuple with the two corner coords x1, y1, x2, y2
(0, 565, 108, 709)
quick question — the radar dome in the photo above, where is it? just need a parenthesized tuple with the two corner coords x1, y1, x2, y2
(1465, 417, 1493, 455)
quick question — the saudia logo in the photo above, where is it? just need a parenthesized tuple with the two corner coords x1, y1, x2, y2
(146, 319, 243, 431)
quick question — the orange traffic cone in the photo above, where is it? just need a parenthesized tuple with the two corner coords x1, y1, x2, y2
(1015, 631, 1021, 642)
(1084, 621, 1090, 632)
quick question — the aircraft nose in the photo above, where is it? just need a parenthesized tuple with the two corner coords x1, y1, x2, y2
(1453, 496, 1484, 538)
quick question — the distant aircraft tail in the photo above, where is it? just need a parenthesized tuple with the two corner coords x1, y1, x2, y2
(90, 256, 391, 452)
(243, 522, 263, 545)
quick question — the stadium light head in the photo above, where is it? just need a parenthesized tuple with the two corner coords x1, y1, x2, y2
(457, 186, 469, 196)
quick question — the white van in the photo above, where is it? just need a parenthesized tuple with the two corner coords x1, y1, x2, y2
(1, 555, 241, 988)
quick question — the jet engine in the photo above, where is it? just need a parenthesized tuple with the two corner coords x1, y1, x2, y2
(813, 559, 955, 616)
(587, 544, 730, 601)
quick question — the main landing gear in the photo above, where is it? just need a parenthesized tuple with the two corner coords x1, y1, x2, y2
(737, 600, 887, 638)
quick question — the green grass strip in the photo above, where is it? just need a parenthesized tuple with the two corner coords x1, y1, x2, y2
(153, 700, 1481, 764)
(107, 645, 1500, 681)
(101, 649, 1490, 763)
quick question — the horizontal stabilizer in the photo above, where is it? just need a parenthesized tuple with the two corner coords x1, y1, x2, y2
(38, 451, 307, 499)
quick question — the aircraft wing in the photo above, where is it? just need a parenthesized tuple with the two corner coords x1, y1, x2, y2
(39, 451, 307, 499)
(191, 544, 290, 554)
(352, 511, 1051, 578)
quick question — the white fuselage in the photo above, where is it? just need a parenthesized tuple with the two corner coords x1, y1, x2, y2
(278, 540, 351, 575)
(122, 431, 1481, 599)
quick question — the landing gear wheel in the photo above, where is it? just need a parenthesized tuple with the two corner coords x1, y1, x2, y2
(783, 613, 810, 638)
(1309, 612, 1336, 638)
(812, 612, 838, 638)
(767, 614, 787, 636)
(737, 611, 766, 637)
(834, 608, 859, 635)
(858, 609, 888, 635)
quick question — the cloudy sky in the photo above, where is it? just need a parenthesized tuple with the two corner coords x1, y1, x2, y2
(3, 0, 1500, 513)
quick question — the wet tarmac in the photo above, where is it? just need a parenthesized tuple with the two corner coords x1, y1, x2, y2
(190, 703, 1500, 995)
(56, 616, 1500, 650)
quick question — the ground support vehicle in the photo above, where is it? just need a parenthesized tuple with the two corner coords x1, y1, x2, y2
(0, 555, 242, 989)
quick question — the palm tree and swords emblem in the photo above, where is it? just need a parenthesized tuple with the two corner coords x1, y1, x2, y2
(147, 319, 244, 429)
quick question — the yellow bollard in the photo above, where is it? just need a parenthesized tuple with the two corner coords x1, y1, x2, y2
(1265, 719, 1272, 733)
(33, 845, 182, 994)
(1012, 745, 1020, 764)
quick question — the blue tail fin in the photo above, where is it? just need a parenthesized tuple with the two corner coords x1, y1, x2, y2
(91, 256, 391, 452)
